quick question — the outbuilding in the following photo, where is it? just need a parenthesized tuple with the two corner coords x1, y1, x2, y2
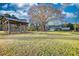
(0, 15, 28, 33)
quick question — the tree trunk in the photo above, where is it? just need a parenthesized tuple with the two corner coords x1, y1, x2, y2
(40, 22, 46, 31)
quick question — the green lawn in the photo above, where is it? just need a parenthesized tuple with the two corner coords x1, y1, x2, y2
(0, 31, 79, 56)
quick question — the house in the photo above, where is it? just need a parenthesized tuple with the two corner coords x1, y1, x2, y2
(48, 25, 62, 31)
(0, 15, 28, 33)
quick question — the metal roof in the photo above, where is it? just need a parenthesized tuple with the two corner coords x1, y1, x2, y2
(5, 17, 27, 23)
(0, 15, 28, 23)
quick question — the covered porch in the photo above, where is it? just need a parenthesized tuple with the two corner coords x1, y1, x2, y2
(0, 17, 28, 33)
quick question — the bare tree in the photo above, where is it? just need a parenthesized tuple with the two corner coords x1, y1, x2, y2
(28, 4, 62, 31)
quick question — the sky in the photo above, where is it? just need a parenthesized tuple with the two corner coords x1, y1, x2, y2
(0, 3, 79, 23)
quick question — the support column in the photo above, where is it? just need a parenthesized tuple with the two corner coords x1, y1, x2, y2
(0, 20, 3, 30)
(19, 23, 22, 33)
(24, 25, 26, 32)
(25, 24, 28, 32)
(8, 20, 10, 34)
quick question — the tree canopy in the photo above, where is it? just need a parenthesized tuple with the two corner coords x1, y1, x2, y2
(28, 4, 63, 31)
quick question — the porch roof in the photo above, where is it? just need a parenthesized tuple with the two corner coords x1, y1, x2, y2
(0, 15, 28, 24)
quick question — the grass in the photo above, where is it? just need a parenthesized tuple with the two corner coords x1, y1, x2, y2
(0, 31, 79, 56)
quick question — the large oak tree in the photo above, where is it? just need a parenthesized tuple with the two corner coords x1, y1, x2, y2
(28, 4, 63, 31)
